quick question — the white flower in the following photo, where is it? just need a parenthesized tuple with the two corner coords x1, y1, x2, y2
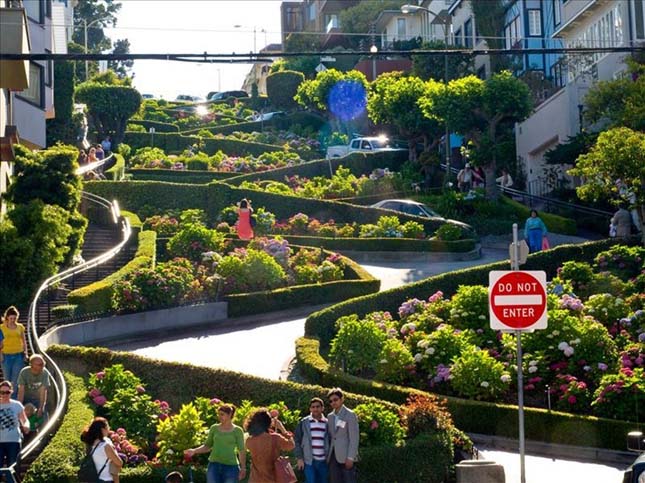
(583, 365, 591, 372)
(380, 359, 388, 364)
(425, 347, 435, 355)
(558, 342, 569, 351)
(417, 339, 429, 349)
(552, 330, 560, 336)
(480, 381, 489, 388)
(528, 366, 538, 373)
(501, 374, 512, 383)
(414, 353, 423, 363)
(563, 346, 575, 357)
(166, 449, 175, 455)
(478, 315, 486, 320)
(546, 334, 553, 339)
(529, 360, 538, 366)
(570, 338, 581, 345)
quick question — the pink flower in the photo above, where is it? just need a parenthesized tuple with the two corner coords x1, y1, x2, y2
(370, 420, 379, 430)
(136, 385, 145, 394)
(95, 371, 105, 380)
(116, 428, 126, 435)
(567, 395, 577, 405)
(270, 409, 280, 419)
(88, 388, 101, 398)
(210, 398, 221, 405)
(93, 395, 107, 406)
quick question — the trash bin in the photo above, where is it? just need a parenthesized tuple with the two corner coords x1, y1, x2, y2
(456, 460, 505, 483)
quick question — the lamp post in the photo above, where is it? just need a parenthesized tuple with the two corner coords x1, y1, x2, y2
(234, 24, 259, 53)
(83, 18, 102, 81)
(401, 5, 453, 188)
(370, 45, 378, 81)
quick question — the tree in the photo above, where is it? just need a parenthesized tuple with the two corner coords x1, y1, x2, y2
(470, 0, 511, 74)
(584, 60, 645, 131)
(422, 72, 532, 198)
(73, 0, 122, 53)
(108, 38, 134, 79)
(273, 33, 321, 78)
(75, 71, 141, 147)
(367, 72, 443, 161)
(411, 40, 473, 81)
(339, 0, 407, 49)
(295, 69, 369, 119)
(570, 127, 645, 244)
(266, 70, 305, 110)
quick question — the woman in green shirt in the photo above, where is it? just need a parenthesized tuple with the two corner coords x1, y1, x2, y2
(184, 404, 246, 483)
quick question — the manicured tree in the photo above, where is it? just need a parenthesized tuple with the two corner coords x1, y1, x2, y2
(294, 68, 369, 118)
(367, 72, 443, 161)
(75, 70, 141, 148)
(46, 55, 76, 146)
(266, 70, 305, 110)
(570, 127, 645, 244)
(411, 40, 473, 81)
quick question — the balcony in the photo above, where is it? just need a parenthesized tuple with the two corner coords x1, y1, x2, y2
(0, 7, 31, 90)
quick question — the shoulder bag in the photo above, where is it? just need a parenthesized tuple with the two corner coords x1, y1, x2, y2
(272, 433, 297, 483)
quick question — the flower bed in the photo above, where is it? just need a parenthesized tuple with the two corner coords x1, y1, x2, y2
(30, 346, 463, 483)
(131, 99, 254, 130)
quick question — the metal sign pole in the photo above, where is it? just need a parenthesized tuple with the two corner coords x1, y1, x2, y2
(512, 223, 526, 483)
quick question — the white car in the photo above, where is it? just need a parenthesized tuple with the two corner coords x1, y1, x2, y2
(249, 111, 286, 122)
(326, 136, 405, 159)
(175, 94, 203, 103)
(370, 199, 474, 233)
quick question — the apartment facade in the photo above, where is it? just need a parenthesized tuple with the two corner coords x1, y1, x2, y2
(516, 0, 644, 190)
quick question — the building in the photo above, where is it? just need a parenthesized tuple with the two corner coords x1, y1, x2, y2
(515, 0, 644, 192)
(280, 0, 360, 46)
(241, 43, 283, 95)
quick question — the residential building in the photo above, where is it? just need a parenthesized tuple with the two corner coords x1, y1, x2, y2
(515, 0, 644, 192)
(280, 0, 360, 46)
(241, 43, 283, 95)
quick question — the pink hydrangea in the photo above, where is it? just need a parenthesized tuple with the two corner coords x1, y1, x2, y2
(88, 388, 101, 398)
(567, 395, 577, 405)
(210, 398, 221, 405)
(95, 371, 105, 380)
(136, 385, 145, 394)
(93, 395, 107, 406)
(370, 420, 379, 430)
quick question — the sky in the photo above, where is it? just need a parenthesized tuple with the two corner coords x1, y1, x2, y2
(106, 0, 284, 100)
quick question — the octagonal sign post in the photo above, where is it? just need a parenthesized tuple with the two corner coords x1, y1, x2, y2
(489, 271, 547, 331)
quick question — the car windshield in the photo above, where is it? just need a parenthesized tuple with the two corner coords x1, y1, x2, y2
(419, 204, 440, 217)
(370, 139, 390, 149)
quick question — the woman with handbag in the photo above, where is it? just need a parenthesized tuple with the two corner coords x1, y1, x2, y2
(79, 417, 123, 482)
(245, 408, 295, 483)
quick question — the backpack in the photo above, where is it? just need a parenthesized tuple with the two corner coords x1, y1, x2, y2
(78, 442, 109, 482)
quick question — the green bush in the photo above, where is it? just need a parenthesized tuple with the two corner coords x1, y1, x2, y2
(185, 158, 210, 171)
(594, 245, 645, 280)
(216, 248, 287, 293)
(105, 153, 126, 180)
(450, 347, 510, 401)
(353, 402, 406, 447)
(167, 224, 226, 261)
(266, 70, 305, 110)
(503, 197, 577, 235)
(435, 223, 463, 241)
(329, 315, 387, 375)
(376, 338, 414, 385)
(128, 169, 237, 184)
(156, 403, 206, 466)
(592, 368, 644, 421)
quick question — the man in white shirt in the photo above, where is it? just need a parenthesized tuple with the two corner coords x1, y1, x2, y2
(295, 397, 329, 483)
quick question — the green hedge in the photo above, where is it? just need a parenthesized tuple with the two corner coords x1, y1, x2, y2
(305, 238, 623, 349)
(123, 131, 286, 157)
(128, 168, 238, 183)
(226, 150, 408, 186)
(121, 210, 142, 230)
(181, 119, 267, 136)
(85, 181, 452, 235)
(128, 119, 180, 133)
(68, 230, 156, 314)
(502, 197, 577, 235)
(104, 153, 126, 181)
(28, 347, 453, 483)
(281, 235, 476, 253)
(226, 254, 379, 317)
(294, 337, 632, 451)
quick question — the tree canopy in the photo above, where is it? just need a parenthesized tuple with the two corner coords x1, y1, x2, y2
(73, 0, 122, 53)
(295, 69, 369, 117)
(411, 40, 473, 81)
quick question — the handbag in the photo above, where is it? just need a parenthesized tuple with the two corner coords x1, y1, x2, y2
(77, 441, 109, 483)
(542, 236, 550, 250)
(272, 434, 297, 483)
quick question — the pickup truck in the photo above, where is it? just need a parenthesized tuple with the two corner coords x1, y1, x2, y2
(326, 137, 405, 159)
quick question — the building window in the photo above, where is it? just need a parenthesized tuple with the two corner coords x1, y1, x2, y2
(308, 3, 316, 21)
(24, 0, 44, 23)
(46, 0, 52, 18)
(505, 15, 521, 48)
(397, 18, 406, 38)
(553, 0, 561, 26)
(45, 49, 53, 87)
(635, 0, 644, 39)
(528, 9, 542, 36)
(17, 62, 44, 108)
(464, 18, 473, 48)
(454, 27, 462, 46)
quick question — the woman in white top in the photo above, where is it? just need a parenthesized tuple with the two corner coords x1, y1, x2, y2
(80, 417, 123, 482)
(0, 380, 29, 469)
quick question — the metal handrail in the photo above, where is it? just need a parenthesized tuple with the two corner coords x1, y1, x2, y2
(1, 191, 131, 480)
(75, 152, 114, 176)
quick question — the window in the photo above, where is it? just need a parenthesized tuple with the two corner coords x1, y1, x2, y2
(45, 50, 53, 87)
(308, 3, 316, 21)
(24, 0, 44, 23)
(505, 16, 521, 48)
(464, 18, 473, 48)
(635, 0, 644, 39)
(528, 9, 542, 36)
(553, 0, 561, 26)
(18, 62, 44, 108)
(397, 18, 406, 38)
(454, 28, 462, 47)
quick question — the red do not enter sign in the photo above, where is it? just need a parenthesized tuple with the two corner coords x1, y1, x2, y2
(489, 271, 548, 331)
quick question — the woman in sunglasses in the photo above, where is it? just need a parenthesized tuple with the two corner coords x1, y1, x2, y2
(0, 380, 29, 471)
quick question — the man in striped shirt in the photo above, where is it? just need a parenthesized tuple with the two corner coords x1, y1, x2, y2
(295, 397, 329, 483)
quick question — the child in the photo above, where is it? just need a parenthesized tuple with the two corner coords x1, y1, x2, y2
(24, 403, 44, 433)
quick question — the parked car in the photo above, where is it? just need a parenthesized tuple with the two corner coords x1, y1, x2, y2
(370, 199, 474, 234)
(209, 90, 249, 101)
(247, 111, 286, 122)
(141, 93, 156, 100)
(175, 94, 203, 102)
(326, 136, 406, 159)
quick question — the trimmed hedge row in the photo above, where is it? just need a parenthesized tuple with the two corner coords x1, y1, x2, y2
(36, 346, 453, 483)
(294, 337, 632, 451)
(123, 132, 285, 157)
(104, 153, 126, 181)
(128, 119, 180, 133)
(84, 181, 453, 235)
(280, 235, 476, 253)
(502, 197, 577, 235)
(180, 112, 327, 138)
(305, 238, 623, 348)
(128, 168, 238, 183)
(226, 254, 380, 317)
(68, 230, 157, 314)
(226, 150, 408, 186)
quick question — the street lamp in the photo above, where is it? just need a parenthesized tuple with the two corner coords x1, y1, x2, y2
(234, 24, 262, 53)
(370, 45, 378, 81)
(83, 18, 102, 81)
(401, 5, 453, 187)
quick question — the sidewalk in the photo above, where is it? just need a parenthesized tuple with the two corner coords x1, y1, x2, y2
(481, 233, 591, 250)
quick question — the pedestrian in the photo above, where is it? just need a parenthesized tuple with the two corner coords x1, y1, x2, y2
(295, 397, 329, 483)
(456, 163, 473, 192)
(236, 199, 254, 241)
(0, 380, 29, 470)
(88, 147, 99, 163)
(496, 169, 514, 189)
(1, 306, 28, 397)
(80, 417, 123, 482)
(611, 205, 632, 238)
(23, 402, 44, 434)
(616, 179, 642, 233)
(78, 149, 88, 165)
(17, 354, 51, 422)
(165, 471, 184, 483)
(524, 209, 548, 253)
(184, 404, 246, 483)
(244, 408, 295, 483)
(472, 166, 485, 189)
(101, 136, 112, 154)
(95, 144, 105, 161)
(326, 388, 359, 483)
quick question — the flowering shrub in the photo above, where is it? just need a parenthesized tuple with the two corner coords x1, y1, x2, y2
(557, 261, 594, 296)
(449, 285, 488, 332)
(376, 338, 415, 384)
(592, 367, 645, 421)
(552, 374, 592, 413)
(329, 315, 387, 375)
(142, 215, 179, 237)
(216, 249, 286, 293)
(250, 237, 291, 268)
(89, 364, 140, 403)
(435, 224, 463, 241)
(353, 403, 405, 447)
(594, 245, 645, 280)
(167, 224, 227, 262)
(399, 394, 454, 440)
(109, 428, 148, 467)
(412, 325, 471, 381)
(583, 293, 630, 327)
(450, 347, 510, 401)
(252, 207, 276, 235)
(156, 403, 207, 467)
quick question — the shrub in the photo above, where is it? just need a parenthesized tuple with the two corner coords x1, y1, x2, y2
(450, 347, 510, 401)
(329, 315, 387, 375)
(142, 215, 179, 237)
(435, 224, 463, 241)
(156, 403, 207, 467)
(413, 325, 472, 381)
(167, 224, 226, 261)
(401, 221, 425, 239)
(400, 394, 455, 440)
(266, 70, 305, 110)
(592, 367, 644, 421)
(105, 386, 163, 448)
(558, 261, 594, 296)
(88, 364, 141, 402)
(185, 157, 210, 171)
(594, 245, 645, 280)
(216, 248, 287, 293)
(375, 338, 414, 385)
(583, 293, 630, 327)
(353, 402, 405, 448)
